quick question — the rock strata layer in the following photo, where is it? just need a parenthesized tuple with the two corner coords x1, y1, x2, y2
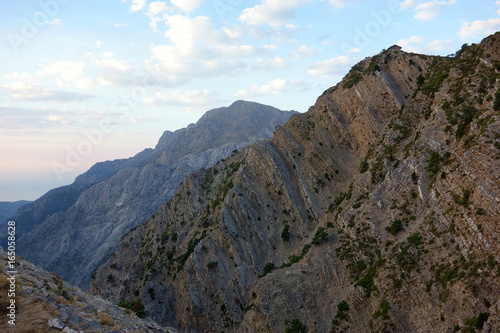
(91, 34, 500, 332)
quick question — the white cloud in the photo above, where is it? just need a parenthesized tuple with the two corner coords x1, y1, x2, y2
(122, 0, 146, 12)
(222, 44, 277, 58)
(399, 0, 417, 9)
(290, 45, 316, 59)
(239, 0, 313, 27)
(497, 1, 500, 14)
(46, 18, 62, 25)
(0, 82, 92, 103)
(414, 0, 456, 22)
(328, 0, 360, 10)
(251, 57, 291, 71)
(147, 1, 170, 16)
(89, 52, 134, 87)
(396, 35, 426, 52)
(427, 38, 453, 51)
(5, 54, 134, 90)
(344, 47, 362, 55)
(144, 14, 269, 83)
(4, 72, 35, 81)
(163, 15, 233, 53)
(143, 89, 215, 106)
(458, 18, 500, 39)
(307, 55, 354, 76)
(170, 0, 204, 13)
(96, 40, 103, 47)
(234, 78, 309, 97)
(245, 24, 301, 43)
(92, 52, 132, 72)
(37, 61, 94, 90)
(113, 22, 130, 27)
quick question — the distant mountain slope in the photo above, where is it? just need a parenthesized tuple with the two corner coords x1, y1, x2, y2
(91, 34, 500, 332)
(16, 101, 296, 290)
(0, 200, 30, 222)
(0, 148, 154, 250)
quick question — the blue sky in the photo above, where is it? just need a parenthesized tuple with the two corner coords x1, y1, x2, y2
(1, 0, 500, 201)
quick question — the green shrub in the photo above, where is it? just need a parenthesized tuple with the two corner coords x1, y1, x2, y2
(333, 300, 350, 324)
(343, 72, 362, 89)
(426, 151, 442, 179)
(311, 227, 328, 245)
(386, 219, 403, 235)
(359, 160, 369, 173)
(373, 299, 390, 320)
(356, 264, 378, 296)
(281, 224, 290, 242)
(407, 232, 422, 246)
(176, 230, 206, 271)
(456, 105, 478, 138)
(452, 189, 472, 207)
(475, 208, 485, 215)
(118, 299, 146, 318)
(262, 263, 275, 276)
(285, 318, 307, 333)
(148, 287, 155, 300)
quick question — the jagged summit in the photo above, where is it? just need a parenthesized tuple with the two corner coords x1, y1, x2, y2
(91, 33, 500, 332)
(11, 101, 296, 290)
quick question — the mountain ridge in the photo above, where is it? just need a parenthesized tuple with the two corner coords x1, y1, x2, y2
(90, 33, 500, 332)
(14, 101, 296, 290)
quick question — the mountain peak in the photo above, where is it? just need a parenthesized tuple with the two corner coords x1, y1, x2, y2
(14, 101, 296, 290)
(91, 34, 500, 332)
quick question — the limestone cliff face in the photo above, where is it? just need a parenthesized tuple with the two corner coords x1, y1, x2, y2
(16, 101, 295, 290)
(91, 34, 500, 333)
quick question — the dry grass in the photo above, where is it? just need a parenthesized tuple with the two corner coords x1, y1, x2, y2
(0, 273, 58, 333)
(97, 312, 115, 327)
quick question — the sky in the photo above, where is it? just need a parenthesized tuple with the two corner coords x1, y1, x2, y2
(1, 0, 500, 201)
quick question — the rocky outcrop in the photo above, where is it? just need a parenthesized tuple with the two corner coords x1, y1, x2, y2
(0, 250, 173, 333)
(91, 34, 500, 332)
(15, 101, 296, 290)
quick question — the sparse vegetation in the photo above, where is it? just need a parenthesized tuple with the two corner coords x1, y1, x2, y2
(118, 298, 146, 318)
(260, 263, 275, 277)
(281, 224, 290, 242)
(285, 318, 307, 333)
(386, 219, 403, 235)
(332, 300, 350, 326)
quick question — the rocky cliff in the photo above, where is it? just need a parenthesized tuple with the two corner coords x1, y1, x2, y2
(0, 249, 177, 333)
(15, 101, 295, 290)
(90, 33, 500, 333)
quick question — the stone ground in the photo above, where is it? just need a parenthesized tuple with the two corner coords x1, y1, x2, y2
(0, 250, 174, 333)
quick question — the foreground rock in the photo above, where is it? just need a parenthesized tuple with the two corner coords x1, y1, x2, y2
(0, 250, 176, 333)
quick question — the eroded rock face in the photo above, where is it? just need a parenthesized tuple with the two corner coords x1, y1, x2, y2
(15, 101, 296, 290)
(91, 34, 500, 333)
(0, 250, 175, 333)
